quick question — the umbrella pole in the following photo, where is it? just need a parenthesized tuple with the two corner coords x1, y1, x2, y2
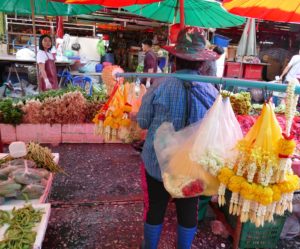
(31, 0, 40, 92)
(179, 0, 184, 30)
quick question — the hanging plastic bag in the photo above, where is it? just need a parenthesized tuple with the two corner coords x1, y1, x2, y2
(71, 37, 81, 51)
(190, 96, 243, 176)
(154, 95, 243, 198)
(124, 82, 147, 114)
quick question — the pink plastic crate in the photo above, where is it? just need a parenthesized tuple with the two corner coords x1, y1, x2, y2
(62, 124, 104, 143)
(16, 124, 62, 144)
(0, 124, 16, 144)
(243, 64, 264, 80)
(225, 62, 243, 78)
(292, 160, 300, 177)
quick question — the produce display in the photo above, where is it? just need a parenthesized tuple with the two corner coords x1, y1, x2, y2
(0, 86, 107, 125)
(222, 91, 252, 115)
(0, 142, 62, 203)
(251, 103, 300, 116)
(0, 205, 43, 248)
(1, 142, 63, 174)
(0, 99, 23, 125)
(0, 159, 50, 202)
(217, 79, 300, 227)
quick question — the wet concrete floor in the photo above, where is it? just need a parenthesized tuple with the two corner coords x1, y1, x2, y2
(38, 144, 300, 249)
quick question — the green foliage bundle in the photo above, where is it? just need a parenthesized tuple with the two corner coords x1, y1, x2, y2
(230, 92, 252, 115)
(0, 99, 23, 125)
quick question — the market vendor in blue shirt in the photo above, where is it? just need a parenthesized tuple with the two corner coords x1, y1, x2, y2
(137, 27, 218, 249)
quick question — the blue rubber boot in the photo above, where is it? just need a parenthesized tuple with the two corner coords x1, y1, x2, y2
(177, 225, 197, 249)
(142, 223, 163, 249)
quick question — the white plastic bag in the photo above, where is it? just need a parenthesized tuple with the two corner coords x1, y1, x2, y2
(190, 96, 243, 175)
(16, 48, 35, 60)
(154, 95, 243, 198)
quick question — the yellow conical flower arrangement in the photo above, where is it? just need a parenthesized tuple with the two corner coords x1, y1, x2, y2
(217, 79, 300, 227)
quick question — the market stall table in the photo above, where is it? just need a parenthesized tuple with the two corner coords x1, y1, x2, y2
(0, 55, 71, 90)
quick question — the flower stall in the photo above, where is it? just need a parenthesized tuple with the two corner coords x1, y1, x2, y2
(0, 65, 146, 144)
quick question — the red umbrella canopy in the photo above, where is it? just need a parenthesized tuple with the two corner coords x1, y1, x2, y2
(61, 0, 161, 7)
(223, 0, 300, 23)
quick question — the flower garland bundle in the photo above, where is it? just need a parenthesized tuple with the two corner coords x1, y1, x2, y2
(276, 79, 299, 182)
(275, 78, 300, 215)
(217, 80, 300, 227)
(93, 66, 133, 142)
(93, 83, 132, 142)
(218, 167, 299, 225)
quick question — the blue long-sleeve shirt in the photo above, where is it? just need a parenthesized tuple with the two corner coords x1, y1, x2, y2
(137, 70, 218, 181)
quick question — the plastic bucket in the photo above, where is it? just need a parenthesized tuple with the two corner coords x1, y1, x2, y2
(212, 34, 231, 47)
(95, 63, 103, 73)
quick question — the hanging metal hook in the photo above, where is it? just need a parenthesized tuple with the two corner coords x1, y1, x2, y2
(263, 85, 273, 103)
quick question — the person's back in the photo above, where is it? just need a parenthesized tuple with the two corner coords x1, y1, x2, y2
(285, 54, 300, 81)
(280, 48, 300, 82)
(137, 27, 218, 249)
(138, 71, 218, 180)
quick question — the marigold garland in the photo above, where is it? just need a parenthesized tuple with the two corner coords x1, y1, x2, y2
(217, 79, 300, 227)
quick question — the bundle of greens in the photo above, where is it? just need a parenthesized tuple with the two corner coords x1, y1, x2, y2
(0, 99, 23, 125)
(230, 92, 252, 115)
(25, 142, 64, 174)
(0, 205, 43, 248)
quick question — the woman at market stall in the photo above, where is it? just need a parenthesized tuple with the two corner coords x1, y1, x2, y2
(137, 27, 218, 249)
(37, 34, 58, 91)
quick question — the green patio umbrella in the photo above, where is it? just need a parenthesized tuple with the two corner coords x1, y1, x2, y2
(0, 0, 102, 54)
(0, 0, 102, 16)
(0, 0, 101, 91)
(125, 0, 246, 28)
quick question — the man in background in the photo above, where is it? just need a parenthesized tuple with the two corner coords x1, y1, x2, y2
(142, 39, 158, 88)
(279, 48, 300, 83)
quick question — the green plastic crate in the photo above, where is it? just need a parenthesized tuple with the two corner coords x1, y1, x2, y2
(221, 190, 288, 249)
(198, 196, 211, 221)
(239, 214, 287, 248)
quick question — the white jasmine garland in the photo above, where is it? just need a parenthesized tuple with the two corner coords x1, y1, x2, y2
(255, 205, 267, 227)
(241, 199, 251, 222)
(247, 163, 257, 182)
(266, 203, 276, 222)
(285, 79, 299, 135)
(197, 150, 224, 176)
(218, 184, 226, 206)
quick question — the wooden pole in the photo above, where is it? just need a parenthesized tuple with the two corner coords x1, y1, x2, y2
(0, 130, 3, 153)
(30, 0, 40, 92)
(179, 0, 185, 30)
